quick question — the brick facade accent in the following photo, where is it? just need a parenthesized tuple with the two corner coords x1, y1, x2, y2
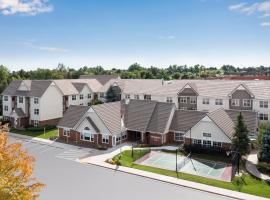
(39, 118, 61, 126)
(58, 128, 114, 148)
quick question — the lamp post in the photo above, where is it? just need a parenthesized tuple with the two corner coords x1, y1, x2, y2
(227, 150, 241, 174)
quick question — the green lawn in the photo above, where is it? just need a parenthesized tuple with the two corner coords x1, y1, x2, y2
(112, 150, 270, 199)
(10, 128, 58, 139)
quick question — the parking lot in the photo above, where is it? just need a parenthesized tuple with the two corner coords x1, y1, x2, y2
(8, 136, 95, 162)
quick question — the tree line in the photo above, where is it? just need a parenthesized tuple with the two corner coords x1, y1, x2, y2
(1, 63, 270, 95)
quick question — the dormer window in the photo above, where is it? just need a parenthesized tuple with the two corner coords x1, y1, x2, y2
(243, 99, 251, 107)
(231, 99, 239, 106)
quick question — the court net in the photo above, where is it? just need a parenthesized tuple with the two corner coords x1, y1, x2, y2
(177, 153, 191, 171)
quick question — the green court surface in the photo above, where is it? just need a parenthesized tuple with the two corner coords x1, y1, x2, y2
(135, 151, 232, 181)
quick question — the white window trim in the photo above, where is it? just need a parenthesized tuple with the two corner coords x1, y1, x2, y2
(243, 99, 252, 107)
(80, 131, 95, 142)
(102, 135, 110, 144)
(125, 94, 130, 99)
(19, 96, 24, 103)
(190, 97, 197, 104)
(259, 113, 268, 121)
(166, 97, 173, 103)
(72, 95, 76, 101)
(213, 141, 222, 147)
(174, 132, 184, 141)
(144, 94, 151, 100)
(63, 129, 70, 137)
(202, 98, 209, 105)
(34, 109, 39, 115)
(4, 106, 8, 111)
(33, 120, 39, 127)
(231, 99, 239, 106)
(79, 94, 84, 100)
(180, 96, 187, 104)
(215, 99, 223, 105)
(4, 96, 8, 101)
(34, 98, 39, 104)
(259, 100, 268, 108)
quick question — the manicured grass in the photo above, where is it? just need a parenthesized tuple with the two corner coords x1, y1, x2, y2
(112, 150, 270, 199)
(10, 128, 58, 139)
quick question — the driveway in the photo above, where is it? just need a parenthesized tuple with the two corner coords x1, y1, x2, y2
(8, 135, 236, 200)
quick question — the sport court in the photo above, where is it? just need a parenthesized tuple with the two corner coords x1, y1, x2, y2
(135, 151, 232, 182)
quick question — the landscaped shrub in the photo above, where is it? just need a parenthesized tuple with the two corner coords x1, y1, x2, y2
(27, 125, 56, 132)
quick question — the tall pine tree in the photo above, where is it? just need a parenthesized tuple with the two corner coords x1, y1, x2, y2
(258, 128, 270, 163)
(232, 113, 250, 156)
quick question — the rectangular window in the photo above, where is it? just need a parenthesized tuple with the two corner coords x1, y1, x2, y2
(80, 131, 94, 141)
(231, 99, 239, 106)
(63, 129, 70, 137)
(87, 94, 91, 99)
(203, 132, 211, 137)
(144, 94, 151, 100)
(4, 96, 8, 101)
(100, 93, 105, 98)
(203, 140, 212, 147)
(4, 106, 8, 111)
(34, 109, 39, 115)
(19, 97, 23, 103)
(174, 132, 184, 141)
(260, 101, 268, 108)
(122, 134, 127, 140)
(202, 98, 209, 105)
(80, 94, 84, 100)
(243, 99, 251, 107)
(166, 97, 173, 103)
(102, 135, 109, 144)
(213, 141, 222, 147)
(190, 97, 196, 104)
(72, 95, 76, 100)
(179, 97, 187, 103)
(134, 94, 140, 100)
(215, 99, 223, 105)
(125, 94, 130, 99)
(34, 98, 39, 104)
(193, 139, 202, 145)
(259, 113, 268, 121)
(33, 120, 39, 127)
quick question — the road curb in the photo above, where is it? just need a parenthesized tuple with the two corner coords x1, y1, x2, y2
(80, 160, 268, 200)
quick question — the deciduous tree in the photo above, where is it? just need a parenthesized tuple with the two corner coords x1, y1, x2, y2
(0, 125, 44, 200)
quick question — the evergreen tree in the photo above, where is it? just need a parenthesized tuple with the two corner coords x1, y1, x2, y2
(232, 113, 250, 156)
(258, 128, 270, 163)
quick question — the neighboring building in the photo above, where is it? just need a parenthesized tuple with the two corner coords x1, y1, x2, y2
(2, 78, 267, 129)
(1, 79, 102, 128)
(58, 100, 257, 150)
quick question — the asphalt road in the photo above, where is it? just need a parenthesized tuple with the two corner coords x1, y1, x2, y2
(8, 136, 237, 200)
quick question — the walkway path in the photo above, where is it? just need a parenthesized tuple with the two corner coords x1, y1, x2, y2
(80, 146, 268, 200)
(245, 151, 270, 182)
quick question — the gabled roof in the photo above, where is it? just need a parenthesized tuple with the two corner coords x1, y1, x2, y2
(207, 109, 235, 139)
(11, 108, 26, 118)
(146, 102, 175, 133)
(228, 83, 255, 98)
(86, 117, 100, 133)
(57, 105, 89, 128)
(170, 110, 207, 132)
(93, 101, 122, 135)
(178, 83, 199, 95)
(72, 82, 86, 93)
(79, 75, 119, 85)
(124, 100, 157, 132)
(1, 80, 52, 97)
(28, 80, 53, 97)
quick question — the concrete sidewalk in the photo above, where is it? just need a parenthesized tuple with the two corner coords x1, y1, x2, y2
(245, 151, 270, 182)
(80, 146, 269, 200)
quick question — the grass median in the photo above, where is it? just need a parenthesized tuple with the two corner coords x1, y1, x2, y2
(10, 128, 58, 140)
(110, 150, 270, 199)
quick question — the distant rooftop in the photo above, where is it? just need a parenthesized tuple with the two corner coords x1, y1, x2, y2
(79, 75, 119, 85)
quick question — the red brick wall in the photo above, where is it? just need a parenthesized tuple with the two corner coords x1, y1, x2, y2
(149, 133, 162, 146)
(39, 118, 61, 126)
(58, 128, 113, 148)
